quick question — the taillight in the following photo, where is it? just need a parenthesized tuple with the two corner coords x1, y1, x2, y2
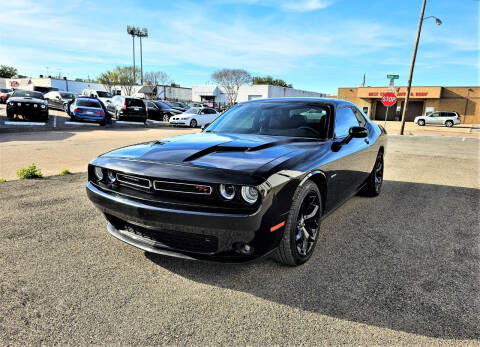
(74, 108, 82, 113)
(121, 99, 126, 110)
(96, 110, 105, 115)
(457, 115, 460, 120)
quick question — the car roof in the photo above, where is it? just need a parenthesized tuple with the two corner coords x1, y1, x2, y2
(239, 97, 352, 107)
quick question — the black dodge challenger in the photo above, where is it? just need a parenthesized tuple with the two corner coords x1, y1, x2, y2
(87, 98, 387, 266)
(6, 90, 49, 121)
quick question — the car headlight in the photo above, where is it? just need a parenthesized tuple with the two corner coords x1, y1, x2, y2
(241, 186, 258, 204)
(41, 104, 46, 109)
(94, 167, 104, 181)
(34, 104, 38, 108)
(107, 170, 116, 183)
(8, 102, 13, 106)
(219, 184, 236, 200)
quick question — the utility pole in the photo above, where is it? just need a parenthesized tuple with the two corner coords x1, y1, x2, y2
(127, 26, 137, 84)
(136, 28, 148, 85)
(400, 0, 426, 135)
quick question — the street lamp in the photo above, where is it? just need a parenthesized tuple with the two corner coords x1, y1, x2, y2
(127, 26, 138, 84)
(399, 0, 442, 135)
(136, 28, 148, 85)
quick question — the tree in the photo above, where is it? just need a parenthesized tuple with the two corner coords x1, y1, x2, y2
(97, 66, 138, 96)
(144, 71, 172, 99)
(211, 69, 252, 106)
(252, 75, 292, 88)
(97, 71, 117, 94)
(0, 65, 18, 78)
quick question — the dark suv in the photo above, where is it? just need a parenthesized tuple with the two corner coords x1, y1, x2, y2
(106, 96, 148, 123)
(145, 100, 182, 121)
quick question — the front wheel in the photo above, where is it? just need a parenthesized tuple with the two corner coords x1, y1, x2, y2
(190, 119, 197, 128)
(163, 114, 170, 122)
(445, 120, 453, 127)
(6, 110, 14, 119)
(273, 181, 322, 266)
(418, 119, 425, 126)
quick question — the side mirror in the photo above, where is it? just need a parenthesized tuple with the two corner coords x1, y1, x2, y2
(201, 123, 211, 131)
(56, 96, 60, 99)
(349, 126, 368, 138)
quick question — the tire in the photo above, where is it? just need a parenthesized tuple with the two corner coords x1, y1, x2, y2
(418, 119, 425, 126)
(445, 120, 453, 127)
(163, 114, 170, 122)
(99, 120, 106, 126)
(6, 109, 14, 119)
(273, 181, 322, 266)
(190, 119, 197, 128)
(362, 151, 384, 197)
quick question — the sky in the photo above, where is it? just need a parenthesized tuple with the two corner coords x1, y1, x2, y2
(0, 0, 478, 94)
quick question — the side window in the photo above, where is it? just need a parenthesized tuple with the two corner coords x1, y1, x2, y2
(207, 109, 216, 114)
(430, 112, 439, 117)
(335, 107, 360, 137)
(352, 107, 367, 127)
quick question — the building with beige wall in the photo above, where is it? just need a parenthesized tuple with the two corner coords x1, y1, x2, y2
(337, 86, 479, 124)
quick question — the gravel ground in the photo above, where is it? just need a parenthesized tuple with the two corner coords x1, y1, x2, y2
(0, 136, 479, 345)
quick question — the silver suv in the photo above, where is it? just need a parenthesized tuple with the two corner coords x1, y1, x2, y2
(414, 111, 461, 127)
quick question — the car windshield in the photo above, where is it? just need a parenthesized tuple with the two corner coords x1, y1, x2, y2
(206, 101, 331, 138)
(185, 108, 200, 114)
(96, 91, 113, 98)
(60, 92, 74, 99)
(77, 99, 101, 108)
(12, 90, 44, 99)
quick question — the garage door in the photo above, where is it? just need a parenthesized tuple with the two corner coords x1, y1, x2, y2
(374, 101, 397, 121)
(402, 101, 424, 122)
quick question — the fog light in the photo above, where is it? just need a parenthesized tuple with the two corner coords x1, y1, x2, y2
(234, 242, 253, 255)
(94, 167, 104, 181)
(241, 186, 258, 204)
(220, 184, 235, 200)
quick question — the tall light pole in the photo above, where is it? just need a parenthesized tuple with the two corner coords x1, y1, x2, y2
(137, 28, 148, 85)
(127, 26, 138, 84)
(399, 0, 442, 135)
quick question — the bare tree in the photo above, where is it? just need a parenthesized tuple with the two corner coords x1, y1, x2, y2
(211, 69, 252, 106)
(144, 71, 172, 99)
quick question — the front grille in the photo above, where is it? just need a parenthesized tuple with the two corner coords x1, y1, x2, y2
(117, 173, 151, 189)
(118, 220, 218, 254)
(153, 180, 212, 195)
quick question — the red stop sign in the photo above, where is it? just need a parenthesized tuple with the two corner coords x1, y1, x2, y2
(381, 92, 397, 107)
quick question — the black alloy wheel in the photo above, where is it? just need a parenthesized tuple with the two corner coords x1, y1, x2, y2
(190, 119, 197, 128)
(273, 181, 322, 266)
(362, 151, 384, 197)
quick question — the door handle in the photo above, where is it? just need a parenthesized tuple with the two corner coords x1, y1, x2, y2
(364, 139, 369, 144)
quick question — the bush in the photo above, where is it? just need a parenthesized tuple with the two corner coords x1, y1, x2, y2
(17, 164, 43, 179)
(0, 178, 6, 182)
(59, 169, 71, 175)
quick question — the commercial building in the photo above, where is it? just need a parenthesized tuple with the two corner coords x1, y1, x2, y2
(192, 84, 326, 105)
(337, 86, 479, 124)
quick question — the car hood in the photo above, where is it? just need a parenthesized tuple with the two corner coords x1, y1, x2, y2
(8, 97, 47, 104)
(100, 132, 326, 173)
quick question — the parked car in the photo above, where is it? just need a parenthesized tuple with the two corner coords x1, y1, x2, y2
(86, 97, 387, 265)
(0, 88, 12, 103)
(6, 89, 49, 121)
(167, 101, 188, 112)
(44, 91, 75, 112)
(169, 107, 219, 127)
(145, 100, 182, 121)
(81, 89, 114, 106)
(69, 96, 107, 125)
(414, 111, 461, 127)
(106, 95, 148, 123)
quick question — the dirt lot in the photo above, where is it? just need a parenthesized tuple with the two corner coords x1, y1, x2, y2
(0, 135, 479, 345)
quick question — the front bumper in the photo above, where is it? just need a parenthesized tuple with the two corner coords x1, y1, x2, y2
(86, 182, 284, 262)
(169, 120, 188, 125)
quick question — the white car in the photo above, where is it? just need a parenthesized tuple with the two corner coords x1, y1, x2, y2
(414, 111, 461, 127)
(169, 107, 219, 128)
(81, 89, 114, 107)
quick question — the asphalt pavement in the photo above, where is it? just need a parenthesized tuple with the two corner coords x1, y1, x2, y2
(0, 135, 479, 345)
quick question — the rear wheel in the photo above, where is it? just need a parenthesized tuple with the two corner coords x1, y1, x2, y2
(362, 151, 384, 197)
(273, 181, 322, 266)
(418, 119, 425, 126)
(190, 119, 197, 128)
(445, 120, 453, 127)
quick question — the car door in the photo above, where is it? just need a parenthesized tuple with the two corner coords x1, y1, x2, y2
(427, 112, 440, 124)
(147, 102, 160, 119)
(326, 106, 371, 210)
(197, 108, 208, 126)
